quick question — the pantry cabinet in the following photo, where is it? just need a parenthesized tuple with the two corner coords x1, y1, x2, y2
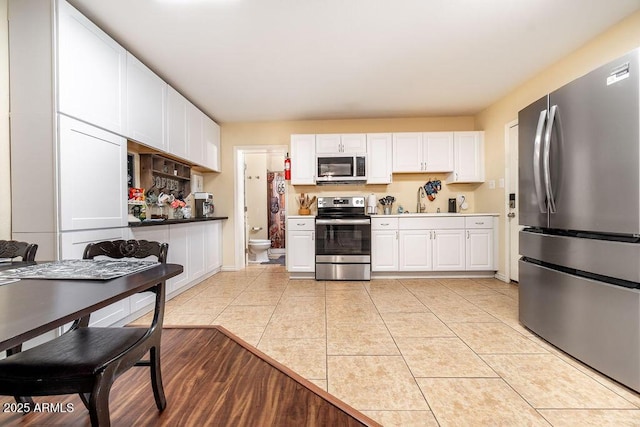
(125, 52, 167, 151)
(392, 132, 454, 173)
(291, 134, 317, 185)
(204, 118, 221, 172)
(59, 116, 127, 231)
(286, 217, 315, 272)
(447, 132, 485, 183)
(57, 0, 126, 135)
(366, 133, 393, 184)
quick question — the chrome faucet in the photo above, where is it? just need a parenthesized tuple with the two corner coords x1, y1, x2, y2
(417, 186, 427, 213)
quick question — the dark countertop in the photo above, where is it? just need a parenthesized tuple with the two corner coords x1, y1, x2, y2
(129, 216, 228, 227)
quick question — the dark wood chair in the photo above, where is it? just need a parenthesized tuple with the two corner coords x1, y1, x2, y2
(0, 239, 169, 427)
(0, 239, 38, 261)
(0, 240, 38, 360)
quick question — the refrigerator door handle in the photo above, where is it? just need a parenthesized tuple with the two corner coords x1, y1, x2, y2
(544, 105, 558, 213)
(533, 109, 548, 213)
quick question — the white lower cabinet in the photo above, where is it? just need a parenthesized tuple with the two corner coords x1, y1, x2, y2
(371, 218, 399, 271)
(167, 223, 190, 294)
(129, 225, 170, 312)
(205, 221, 222, 271)
(433, 229, 465, 271)
(286, 217, 315, 273)
(465, 216, 495, 270)
(60, 228, 131, 327)
(371, 215, 496, 274)
(399, 230, 432, 271)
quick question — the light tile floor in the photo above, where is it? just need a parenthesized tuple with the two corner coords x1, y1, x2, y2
(131, 264, 640, 426)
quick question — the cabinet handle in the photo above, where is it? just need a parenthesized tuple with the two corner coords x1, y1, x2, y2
(396, 231, 398, 240)
(467, 231, 470, 239)
(475, 222, 484, 225)
(297, 223, 306, 226)
(312, 232, 315, 241)
(381, 223, 389, 226)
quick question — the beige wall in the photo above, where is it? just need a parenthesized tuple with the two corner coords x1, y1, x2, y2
(0, 0, 9, 239)
(244, 152, 269, 241)
(207, 116, 477, 269)
(475, 10, 640, 278)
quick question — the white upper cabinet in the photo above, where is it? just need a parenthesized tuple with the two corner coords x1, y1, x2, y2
(316, 134, 366, 154)
(58, 116, 127, 231)
(203, 117, 221, 172)
(167, 86, 189, 160)
(57, 0, 126, 135)
(447, 131, 485, 183)
(187, 103, 205, 166)
(423, 132, 454, 172)
(125, 52, 166, 151)
(366, 133, 392, 184)
(291, 134, 316, 185)
(392, 133, 423, 172)
(392, 132, 454, 173)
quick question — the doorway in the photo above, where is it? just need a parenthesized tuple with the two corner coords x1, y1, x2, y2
(233, 146, 288, 268)
(505, 120, 521, 282)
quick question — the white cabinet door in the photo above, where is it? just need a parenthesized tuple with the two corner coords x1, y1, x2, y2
(126, 52, 166, 151)
(466, 229, 494, 270)
(59, 116, 127, 231)
(291, 134, 316, 185)
(315, 134, 341, 154)
(205, 221, 222, 271)
(59, 227, 131, 327)
(448, 132, 485, 183)
(167, 223, 190, 293)
(187, 103, 205, 166)
(340, 134, 367, 153)
(167, 86, 189, 160)
(366, 133, 392, 184)
(392, 133, 423, 172)
(433, 229, 465, 271)
(188, 222, 206, 280)
(129, 225, 170, 313)
(424, 132, 454, 172)
(57, 0, 126, 135)
(372, 230, 399, 271)
(399, 230, 432, 271)
(203, 118, 221, 172)
(287, 230, 315, 272)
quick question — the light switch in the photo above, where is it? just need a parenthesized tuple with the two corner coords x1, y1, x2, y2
(499, 178, 505, 188)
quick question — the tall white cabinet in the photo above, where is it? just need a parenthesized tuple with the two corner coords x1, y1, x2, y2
(290, 135, 316, 185)
(57, 0, 126, 135)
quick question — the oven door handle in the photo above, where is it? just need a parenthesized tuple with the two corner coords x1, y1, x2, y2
(315, 219, 371, 225)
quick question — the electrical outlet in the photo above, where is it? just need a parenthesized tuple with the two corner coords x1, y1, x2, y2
(499, 178, 505, 188)
(488, 180, 496, 189)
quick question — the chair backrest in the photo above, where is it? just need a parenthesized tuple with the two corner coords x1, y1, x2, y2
(0, 240, 38, 261)
(83, 240, 168, 263)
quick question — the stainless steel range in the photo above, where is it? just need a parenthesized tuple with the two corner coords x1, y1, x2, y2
(315, 196, 371, 281)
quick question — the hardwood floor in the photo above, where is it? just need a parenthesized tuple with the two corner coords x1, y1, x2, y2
(0, 327, 380, 427)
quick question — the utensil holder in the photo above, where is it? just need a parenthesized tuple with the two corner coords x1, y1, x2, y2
(298, 208, 311, 215)
(383, 206, 392, 215)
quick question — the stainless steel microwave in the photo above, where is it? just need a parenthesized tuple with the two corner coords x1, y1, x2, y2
(316, 155, 366, 183)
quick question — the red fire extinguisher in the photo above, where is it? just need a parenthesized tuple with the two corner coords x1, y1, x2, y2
(284, 152, 291, 180)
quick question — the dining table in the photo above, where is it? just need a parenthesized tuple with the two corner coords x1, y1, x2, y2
(0, 261, 183, 353)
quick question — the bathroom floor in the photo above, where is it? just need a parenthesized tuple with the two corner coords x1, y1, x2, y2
(130, 264, 640, 426)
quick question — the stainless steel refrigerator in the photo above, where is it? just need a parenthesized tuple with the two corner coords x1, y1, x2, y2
(518, 48, 640, 392)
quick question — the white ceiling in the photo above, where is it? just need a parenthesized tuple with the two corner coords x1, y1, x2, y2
(68, 0, 640, 123)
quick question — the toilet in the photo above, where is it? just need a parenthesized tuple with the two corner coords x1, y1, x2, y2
(247, 239, 271, 263)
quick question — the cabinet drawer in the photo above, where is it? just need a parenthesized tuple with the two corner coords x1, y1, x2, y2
(287, 217, 315, 231)
(372, 217, 399, 230)
(399, 216, 464, 230)
(465, 216, 494, 229)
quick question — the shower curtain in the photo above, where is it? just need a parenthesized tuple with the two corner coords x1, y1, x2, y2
(266, 171, 286, 248)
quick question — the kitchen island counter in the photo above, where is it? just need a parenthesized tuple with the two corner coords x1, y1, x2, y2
(129, 216, 228, 227)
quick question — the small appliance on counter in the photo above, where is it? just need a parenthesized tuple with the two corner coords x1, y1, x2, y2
(194, 192, 214, 218)
(367, 194, 377, 214)
(448, 198, 457, 213)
